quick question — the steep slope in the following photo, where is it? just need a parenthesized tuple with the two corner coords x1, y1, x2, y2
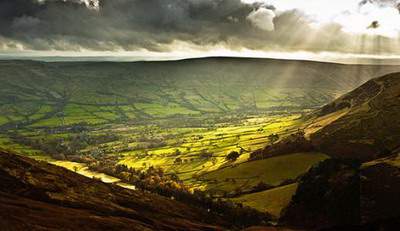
(252, 72, 400, 161)
(281, 157, 400, 230)
(280, 159, 361, 229)
(306, 72, 400, 161)
(0, 151, 226, 231)
(361, 153, 400, 226)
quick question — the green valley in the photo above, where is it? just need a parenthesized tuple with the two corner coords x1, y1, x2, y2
(1, 58, 400, 220)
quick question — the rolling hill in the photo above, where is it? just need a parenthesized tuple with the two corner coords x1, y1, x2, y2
(251, 72, 400, 161)
(307, 72, 400, 161)
(1, 57, 399, 130)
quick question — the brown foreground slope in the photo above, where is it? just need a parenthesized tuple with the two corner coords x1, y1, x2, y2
(0, 150, 227, 231)
(281, 156, 400, 230)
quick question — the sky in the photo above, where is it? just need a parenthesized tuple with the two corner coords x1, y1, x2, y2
(1, 0, 400, 62)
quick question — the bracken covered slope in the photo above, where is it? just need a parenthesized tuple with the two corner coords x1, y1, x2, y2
(250, 72, 400, 162)
(0, 151, 226, 231)
(308, 72, 400, 161)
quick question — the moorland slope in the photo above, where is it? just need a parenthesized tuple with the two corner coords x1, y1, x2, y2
(252, 72, 400, 161)
(0, 150, 227, 231)
(308, 72, 400, 160)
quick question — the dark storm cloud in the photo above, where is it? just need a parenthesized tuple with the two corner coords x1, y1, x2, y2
(0, 0, 396, 53)
(0, 0, 270, 51)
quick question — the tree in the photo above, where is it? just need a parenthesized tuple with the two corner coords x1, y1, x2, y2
(174, 157, 183, 165)
(200, 150, 213, 159)
(253, 181, 273, 192)
(226, 151, 240, 162)
(174, 149, 182, 156)
(268, 133, 279, 144)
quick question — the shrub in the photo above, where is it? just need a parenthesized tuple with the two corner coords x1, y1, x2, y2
(226, 151, 240, 162)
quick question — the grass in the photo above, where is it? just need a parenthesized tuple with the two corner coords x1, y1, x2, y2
(363, 153, 400, 168)
(304, 108, 349, 138)
(0, 135, 44, 156)
(135, 103, 198, 116)
(1, 58, 368, 132)
(232, 183, 298, 218)
(201, 152, 328, 193)
(118, 114, 302, 178)
(0, 116, 9, 126)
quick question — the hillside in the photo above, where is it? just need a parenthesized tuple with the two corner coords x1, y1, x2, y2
(0, 150, 236, 231)
(217, 72, 400, 221)
(307, 72, 400, 161)
(281, 156, 400, 230)
(251, 72, 400, 161)
(1, 58, 399, 130)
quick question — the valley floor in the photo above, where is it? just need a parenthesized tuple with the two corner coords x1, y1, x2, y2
(0, 111, 322, 218)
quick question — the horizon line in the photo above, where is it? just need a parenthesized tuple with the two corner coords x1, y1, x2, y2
(1, 54, 400, 66)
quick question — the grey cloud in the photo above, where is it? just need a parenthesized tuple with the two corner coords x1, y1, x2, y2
(359, 0, 400, 10)
(0, 0, 263, 51)
(247, 8, 275, 31)
(0, 0, 396, 54)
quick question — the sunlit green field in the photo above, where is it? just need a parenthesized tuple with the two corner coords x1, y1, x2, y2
(0, 135, 44, 156)
(200, 152, 328, 193)
(118, 114, 302, 178)
(232, 183, 299, 218)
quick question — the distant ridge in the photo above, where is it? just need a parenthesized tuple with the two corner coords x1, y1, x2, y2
(1, 55, 400, 65)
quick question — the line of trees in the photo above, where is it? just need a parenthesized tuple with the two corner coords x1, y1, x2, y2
(88, 162, 271, 227)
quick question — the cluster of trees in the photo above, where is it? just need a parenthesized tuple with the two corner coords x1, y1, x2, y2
(42, 122, 89, 134)
(226, 151, 240, 162)
(101, 135, 169, 154)
(226, 178, 297, 198)
(268, 133, 280, 144)
(199, 149, 213, 159)
(250, 131, 313, 161)
(88, 162, 270, 227)
(9, 132, 118, 160)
